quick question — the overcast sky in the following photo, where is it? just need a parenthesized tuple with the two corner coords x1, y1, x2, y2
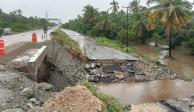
(0, 0, 192, 23)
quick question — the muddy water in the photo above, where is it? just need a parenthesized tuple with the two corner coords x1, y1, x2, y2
(98, 80, 194, 106)
(165, 48, 194, 77)
(134, 44, 194, 77)
(133, 44, 160, 60)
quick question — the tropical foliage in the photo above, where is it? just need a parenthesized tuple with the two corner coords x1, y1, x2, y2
(147, 0, 192, 57)
(0, 9, 54, 33)
(63, 0, 194, 56)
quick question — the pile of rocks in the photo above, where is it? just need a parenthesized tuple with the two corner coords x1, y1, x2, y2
(134, 60, 180, 82)
(85, 60, 180, 83)
(0, 67, 56, 112)
(85, 62, 137, 83)
(160, 97, 194, 112)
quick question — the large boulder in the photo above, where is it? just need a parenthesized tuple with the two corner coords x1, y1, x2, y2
(20, 87, 34, 98)
(38, 83, 54, 91)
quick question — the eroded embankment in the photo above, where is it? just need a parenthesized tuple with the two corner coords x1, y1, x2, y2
(42, 40, 87, 90)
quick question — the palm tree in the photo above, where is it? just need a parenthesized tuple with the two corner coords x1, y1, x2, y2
(110, 0, 119, 14)
(110, 0, 119, 32)
(130, 0, 149, 44)
(148, 0, 192, 58)
(99, 11, 113, 37)
(130, 0, 144, 13)
(16, 9, 22, 16)
(83, 5, 98, 26)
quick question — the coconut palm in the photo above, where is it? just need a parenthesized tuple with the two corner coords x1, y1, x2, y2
(130, 0, 144, 13)
(99, 11, 113, 37)
(147, 0, 192, 58)
(16, 9, 22, 16)
(110, 0, 119, 14)
(129, 0, 149, 44)
(110, 0, 119, 32)
(83, 5, 98, 25)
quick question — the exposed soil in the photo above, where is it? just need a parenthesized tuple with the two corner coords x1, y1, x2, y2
(42, 85, 103, 112)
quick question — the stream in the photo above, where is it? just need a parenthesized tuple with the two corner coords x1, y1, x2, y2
(98, 80, 194, 106)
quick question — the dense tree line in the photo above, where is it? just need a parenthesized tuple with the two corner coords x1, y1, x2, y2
(0, 9, 54, 33)
(63, 0, 194, 57)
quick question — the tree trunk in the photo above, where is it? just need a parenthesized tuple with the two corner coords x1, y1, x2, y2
(155, 39, 158, 47)
(169, 31, 172, 58)
(115, 14, 118, 32)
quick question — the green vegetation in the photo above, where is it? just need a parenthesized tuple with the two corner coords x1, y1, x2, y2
(0, 9, 54, 33)
(96, 37, 161, 59)
(63, 0, 194, 57)
(180, 75, 193, 82)
(154, 60, 164, 67)
(96, 37, 136, 55)
(80, 80, 126, 112)
(52, 30, 82, 54)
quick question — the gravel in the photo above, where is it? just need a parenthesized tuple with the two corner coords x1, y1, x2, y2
(43, 85, 103, 112)
(0, 67, 56, 112)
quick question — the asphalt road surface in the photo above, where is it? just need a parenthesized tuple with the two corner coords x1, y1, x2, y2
(1, 28, 55, 54)
(2, 29, 54, 47)
(62, 29, 138, 61)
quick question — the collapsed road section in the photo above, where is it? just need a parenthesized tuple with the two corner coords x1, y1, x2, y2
(0, 39, 88, 111)
(28, 46, 48, 82)
(11, 45, 49, 82)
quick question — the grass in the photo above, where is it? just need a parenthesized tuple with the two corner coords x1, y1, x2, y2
(180, 75, 193, 82)
(52, 30, 82, 55)
(80, 80, 126, 112)
(96, 37, 136, 54)
(96, 37, 148, 58)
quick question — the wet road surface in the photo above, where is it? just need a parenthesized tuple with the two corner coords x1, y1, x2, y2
(98, 80, 194, 106)
(2, 28, 55, 54)
(62, 29, 138, 61)
(3, 29, 54, 46)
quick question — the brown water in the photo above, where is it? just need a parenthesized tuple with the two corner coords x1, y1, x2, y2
(165, 48, 194, 77)
(98, 80, 194, 106)
(134, 44, 194, 77)
(133, 44, 160, 60)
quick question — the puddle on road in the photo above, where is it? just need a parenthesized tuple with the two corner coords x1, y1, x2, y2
(97, 80, 194, 106)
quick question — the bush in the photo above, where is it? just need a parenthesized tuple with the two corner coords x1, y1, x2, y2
(155, 60, 163, 66)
